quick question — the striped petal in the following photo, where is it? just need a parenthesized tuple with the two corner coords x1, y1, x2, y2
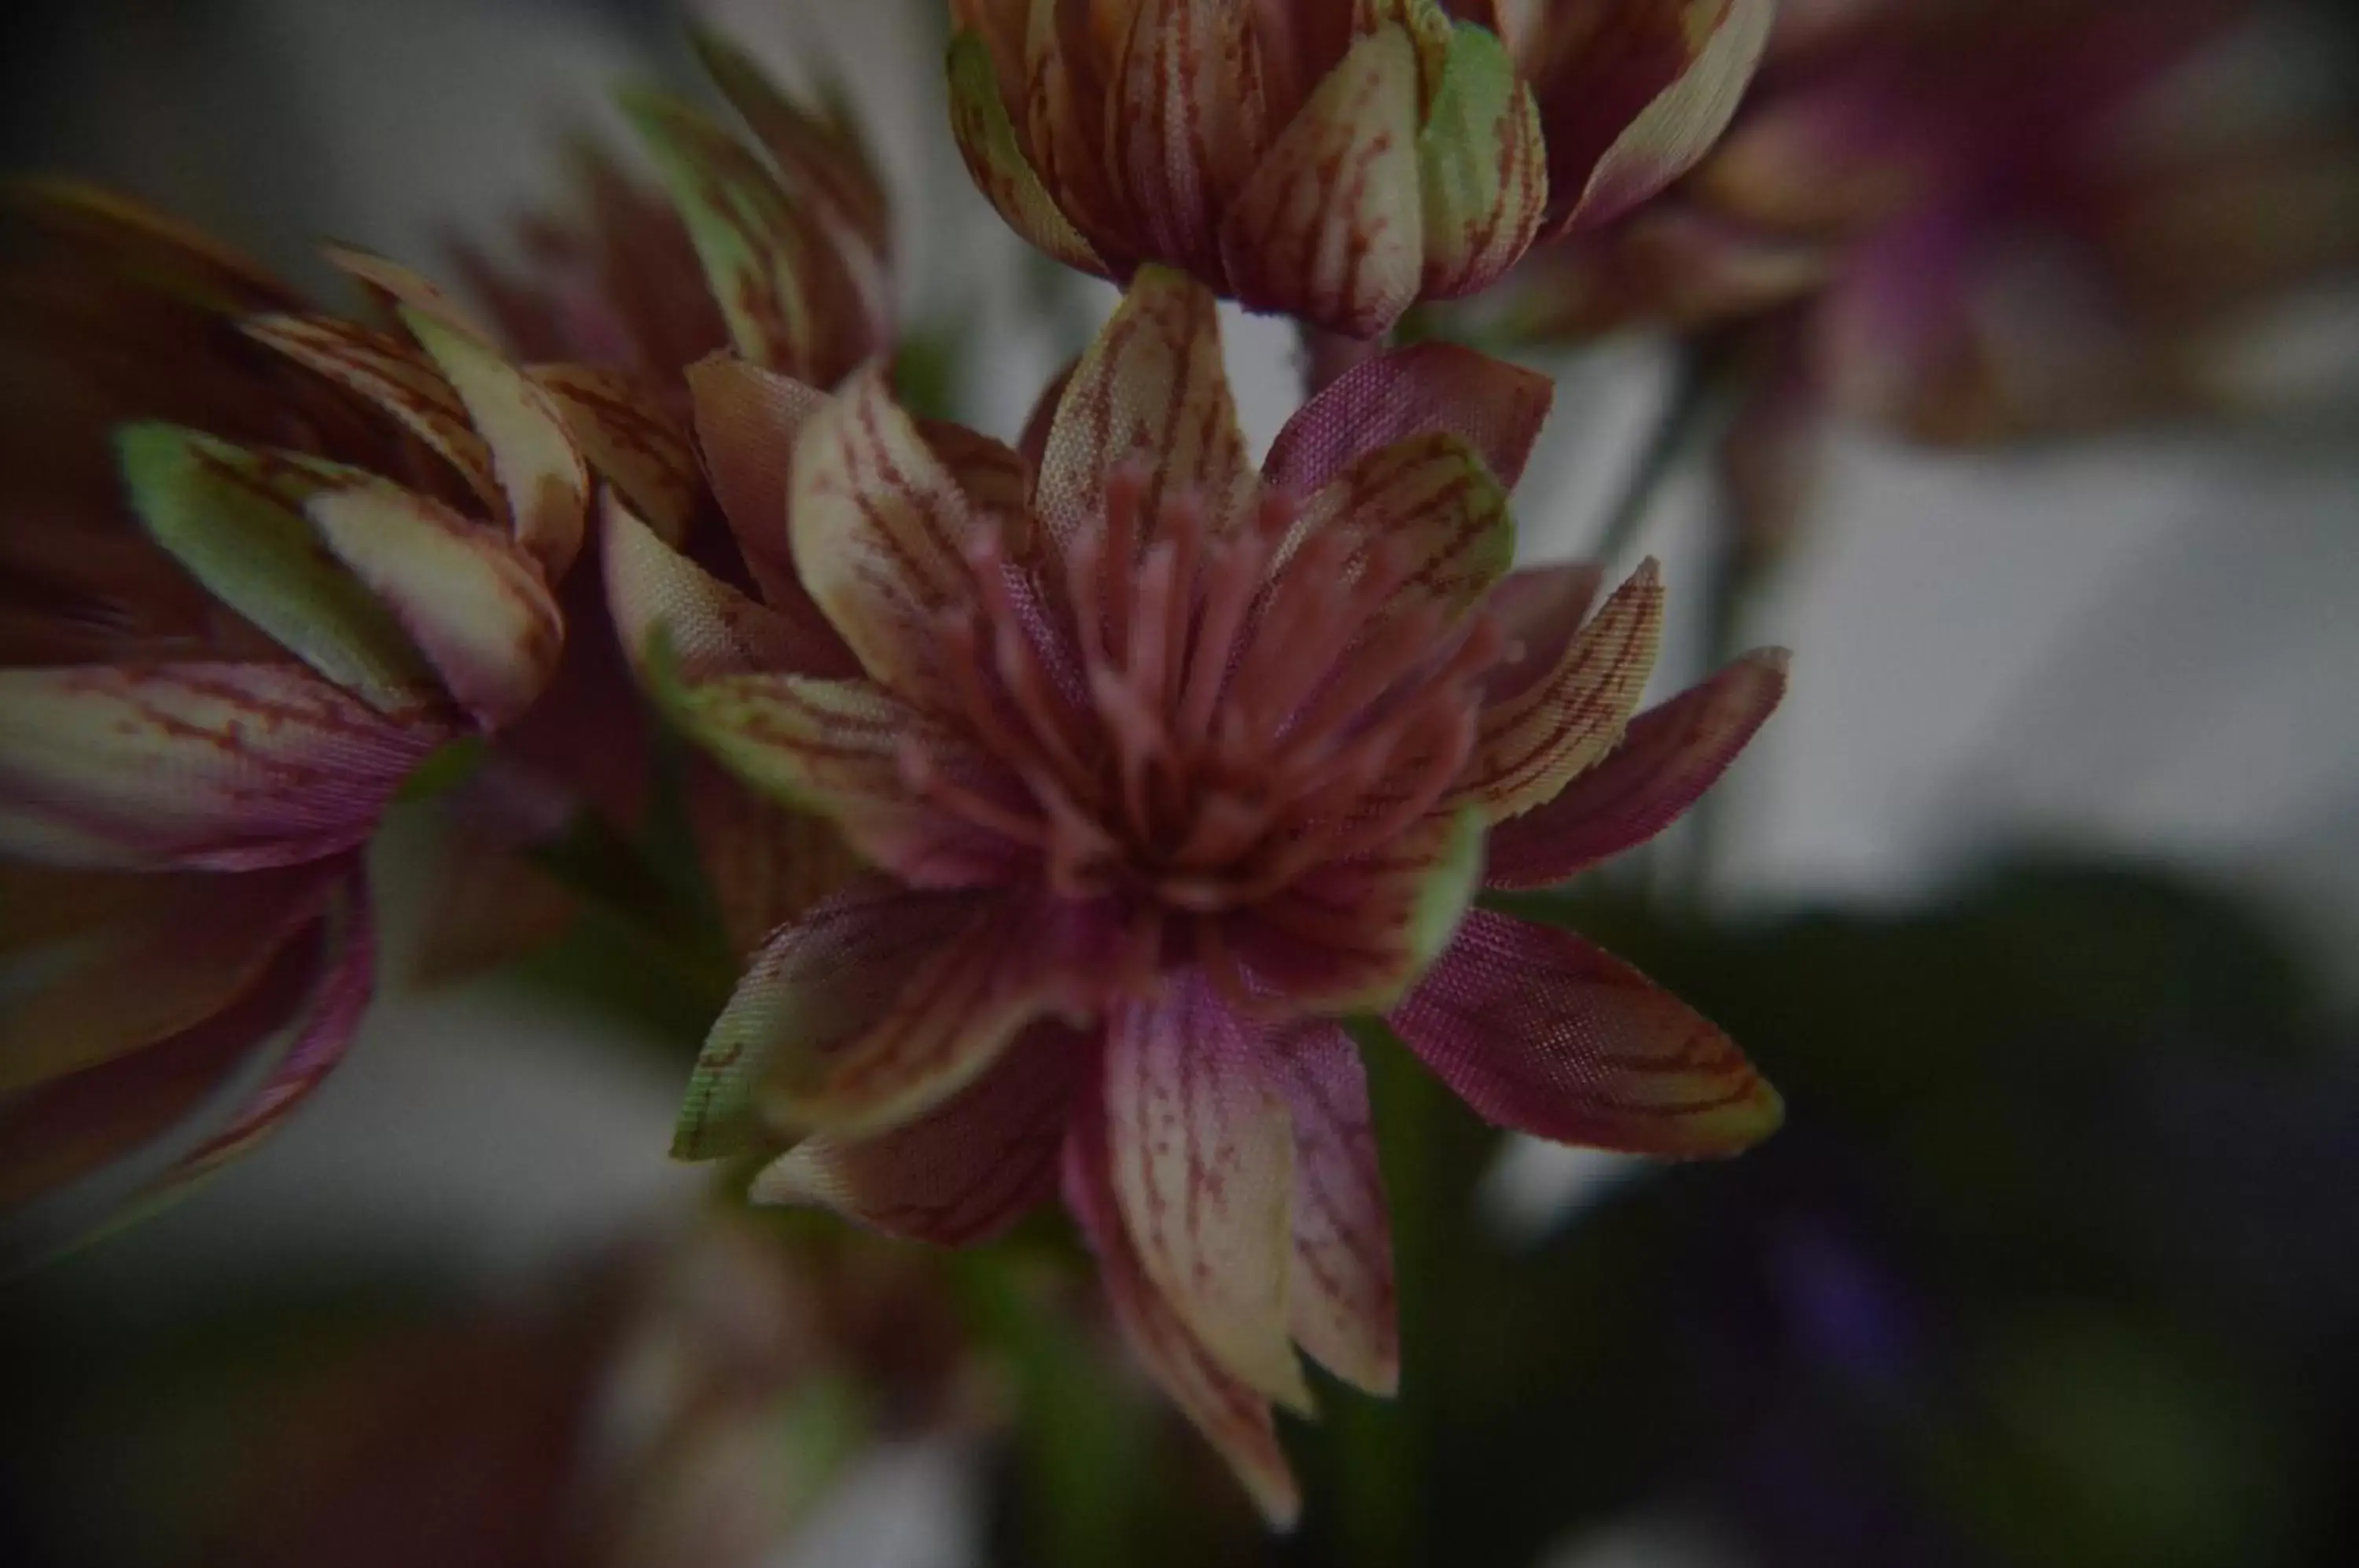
(1457, 558, 1662, 819)
(1388, 908, 1782, 1155)
(1289, 431, 1514, 620)
(530, 363, 702, 546)
(1551, 0, 1776, 232)
(1480, 561, 1606, 703)
(0, 661, 443, 870)
(1034, 267, 1250, 546)
(1268, 1019, 1397, 1396)
(304, 480, 563, 730)
(1227, 804, 1485, 1014)
(1485, 648, 1787, 890)
(397, 303, 589, 577)
(1416, 18, 1547, 297)
(1219, 24, 1424, 337)
(789, 365, 981, 698)
(691, 882, 1107, 1145)
(115, 424, 436, 714)
(654, 666, 1026, 889)
(1110, 0, 1269, 280)
(946, 29, 1108, 275)
(240, 311, 502, 507)
(1063, 1080, 1302, 1530)
(1262, 340, 1553, 495)
(684, 757, 873, 958)
(749, 1018, 1091, 1245)
(603, 493, 820, 683)
(0, 862, 336, 1091)
(1106, 977, 1309, 1412)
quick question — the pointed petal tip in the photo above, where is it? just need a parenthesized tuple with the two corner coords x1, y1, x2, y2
(746, 1143, 827, 1207)
(1750, 645, 1793, 675)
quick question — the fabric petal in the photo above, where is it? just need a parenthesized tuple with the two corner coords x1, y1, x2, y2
(1262, 340, 1553, 495)
(683, 881, 1108, 1149)
(683, 756, 867, 959)
(1104, 977, 1310, 1412)
(1227, 804, 1484, 1014)
(653, 664, 1027, 889)
(946, 28, 1108, 275)
(749, 1018, 1091, 1245)
(788, 364, 981, 698)
(602, 492, 821, 683)
(530, 363, 703, 546)
(1267, 1020, 1397, 1396)
(1063, 1073, 1303, 1530)
(1110, 0, 1269, 280)
(1485, 648, 1787, 890)
(0, 661, 444, 870)
(1388, 909, 1782, 1155)
(1457, 558, 1662, 819)
(0, 862, 337, 1092)
(1552, 0, 1776, 232)
(1219, 24, 1424, 337)
(304, 480, 564, 731)
(1288, 431, 1515, 619)
(1415, 18, 1547, 298)
(1479, 561, 1606, 704)
(114, 424, 436, 713)
(1033, 267, 1251, 546)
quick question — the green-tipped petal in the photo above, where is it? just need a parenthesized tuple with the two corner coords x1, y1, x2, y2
(1416, 20, 1547, 298)
(945, 29, 1106, 275)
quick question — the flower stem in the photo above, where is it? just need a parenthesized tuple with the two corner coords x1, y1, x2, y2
(1588, 346, 1730, 565)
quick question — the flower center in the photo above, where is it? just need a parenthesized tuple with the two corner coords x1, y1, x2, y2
(903, 466, 1504, 918)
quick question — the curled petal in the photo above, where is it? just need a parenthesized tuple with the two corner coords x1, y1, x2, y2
(946, 29, 1107, 274)
(1219, 24, 1425, 337)
(789, 365, 980, 698)
(0, 862, 337, 1092)
(1227, 804, 1484, 1014)
(1268, 1020, 1397, 1396)
(603, 493, 823, 684)
(0, 662, 444, 870)
(1110, 0, 1269, 280)
(750, 1018, 1092, 1245)
(1034, 267, 1251, 546)
(1389, 909, 1781, 1155)
(530, 363, 703, 546)
(1262, 340, 1553, 495)
(1488, 647, 1788, 889)
(114, 424, 435, 714)
(398, 304, 589, 577)
(686, 881, 1109, 1147)
(305, 481, 563, 731)
(654, 666, 1026, 888)
(1458, 559, 1662, 819)
(1480, 561, 1606, 703)
(1063, 1075, 1303, 1529)
(1550, 0, 1777, 232)
(1106, 977, 1310, 1412)
(1416, 19, 1548, 298)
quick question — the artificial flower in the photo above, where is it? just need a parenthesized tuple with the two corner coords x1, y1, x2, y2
(0, 183, 585, 1208)
(946, 0, 1771, 336)
(617, 265, 1786, 1521)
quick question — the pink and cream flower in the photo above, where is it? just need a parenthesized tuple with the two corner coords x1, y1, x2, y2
(614, 266, 1787, 1522)
(947, 0, 1772, 337)
(0, 185, 586, 1208)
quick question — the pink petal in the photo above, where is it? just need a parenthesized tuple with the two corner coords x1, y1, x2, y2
(1479, 561, 1607, 704)
(1388, 909, 1783, 1156)
(1032, 267, 1252, 547)
(1286, 430, 1515, 620)
(1105, 976, 1311, 1412)
(789, 364, 982, 700)
(683, 880, 1111, 1150)
(1109, 0, 1270, 280)
(0, 661, 446, 870)
(1457, 558, 1663, 820)
(1485, 649, 1789, 890)
(1063, 1075, 1303, 1529)
(749, 1018, 1093, 1245)
(1267, 1020, 1397, 1395)
(682, 756, 866, 959)
(1218, 24, 1426, 337)
(529, 363, 705, 546)
(153, 864, 376, 1189)
(1262, 340, 1554, 495)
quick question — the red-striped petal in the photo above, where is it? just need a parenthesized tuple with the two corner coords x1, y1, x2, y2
(602, 492, 825, 684)
(1388, 908, 1782, 1156)
(749, 1018, 1092, 1245)
(1268, 1019, 1397, 1395)
(1485, 648, 1787, 890)
(530, 363, 704, 547)
(1110, 0, 1270, 280)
